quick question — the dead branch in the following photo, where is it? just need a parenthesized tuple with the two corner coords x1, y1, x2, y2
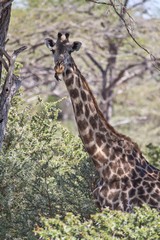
(0, 45, 27, 150)
(86, 51, 104, 73)
(86, 0, 111, 5)
(87, 0, 159, 70)
(106, 61, 147, 91)
(109, 0, 150, 55)
(112, 116, 148, 127)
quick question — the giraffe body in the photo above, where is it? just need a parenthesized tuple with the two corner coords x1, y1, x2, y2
(45, 32, 160, 212)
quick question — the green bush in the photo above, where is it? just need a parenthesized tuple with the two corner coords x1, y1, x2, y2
(146, 143, 160, 169)
(0, 96, 96, 239)
(35, 205, 160, 240)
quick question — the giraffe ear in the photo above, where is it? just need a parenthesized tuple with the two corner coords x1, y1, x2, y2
(44, 38, 55, 50)
(71, 41, 82, 52)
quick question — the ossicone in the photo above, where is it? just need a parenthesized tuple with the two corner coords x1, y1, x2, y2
(57, 32, 62, 39)
(65, 32, 70, 40)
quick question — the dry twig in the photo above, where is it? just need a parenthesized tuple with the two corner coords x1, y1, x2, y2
(0, 45, 27, 150)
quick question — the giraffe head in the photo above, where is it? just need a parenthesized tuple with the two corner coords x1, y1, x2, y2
(45, 32, 82, 80)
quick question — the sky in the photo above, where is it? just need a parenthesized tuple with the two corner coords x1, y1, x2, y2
(135, 0, 160, 17)
(13, 0, 160, 17)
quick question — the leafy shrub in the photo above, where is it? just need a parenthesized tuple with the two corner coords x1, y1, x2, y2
(0, 96, 96, 239)
(146, 143, 160, 169)
(35, 205, 160, 240)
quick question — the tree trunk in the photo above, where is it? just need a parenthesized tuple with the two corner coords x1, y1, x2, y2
(0, 1, 27, 151)
(0, 1, 12, 82)
(100, 40, 118, 121)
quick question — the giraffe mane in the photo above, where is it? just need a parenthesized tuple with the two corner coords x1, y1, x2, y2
(77, 69, 141, 153)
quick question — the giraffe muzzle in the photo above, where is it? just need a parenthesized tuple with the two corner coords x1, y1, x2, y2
(54, 61, 65, 81)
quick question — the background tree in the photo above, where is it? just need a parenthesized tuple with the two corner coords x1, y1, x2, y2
(86, 0, 160, 120)
(9, 0, 160, 148)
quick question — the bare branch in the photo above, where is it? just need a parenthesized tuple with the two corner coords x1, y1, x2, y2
(112, 116, 148, 127)
(0, 45, 27, 150)
(0, 47, 11, 64)
(106, 62, 147, 92)
(0, 55, 8, 71)
(12, 46, 27, 58)
(87, 0, 159, 71)
(109, 0, 150, 54)
(86, 51, 104, 73)
(86, 0, 111, 5)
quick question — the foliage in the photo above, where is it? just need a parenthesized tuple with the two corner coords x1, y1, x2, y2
(35, 205, 160, 240)
(0, 96, 97, 239)
(27, 0, 65, 8)
(146, 143, 160, 169)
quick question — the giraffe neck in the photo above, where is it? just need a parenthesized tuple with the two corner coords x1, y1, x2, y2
(63, 63, 121, 171)
(62, 63, 160, 212)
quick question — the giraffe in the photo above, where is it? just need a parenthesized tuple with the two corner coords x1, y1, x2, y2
(45, 32, 160, 212)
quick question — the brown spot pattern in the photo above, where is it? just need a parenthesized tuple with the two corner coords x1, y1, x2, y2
(81, 90, 87, 101)
(77, 119, 88, 131)
(89, 116, 97, 129)
(65, 77, 74, 86)
(75, 102, 83, 116)
(70, 89, 79, 98)
(95, 132, 106, 147)
(83, 129, 94, 144)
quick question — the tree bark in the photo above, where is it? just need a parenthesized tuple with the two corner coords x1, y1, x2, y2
(0, 1, 27, 150)
(0, 0, 12, 82)
(100, 40, 118, 120)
